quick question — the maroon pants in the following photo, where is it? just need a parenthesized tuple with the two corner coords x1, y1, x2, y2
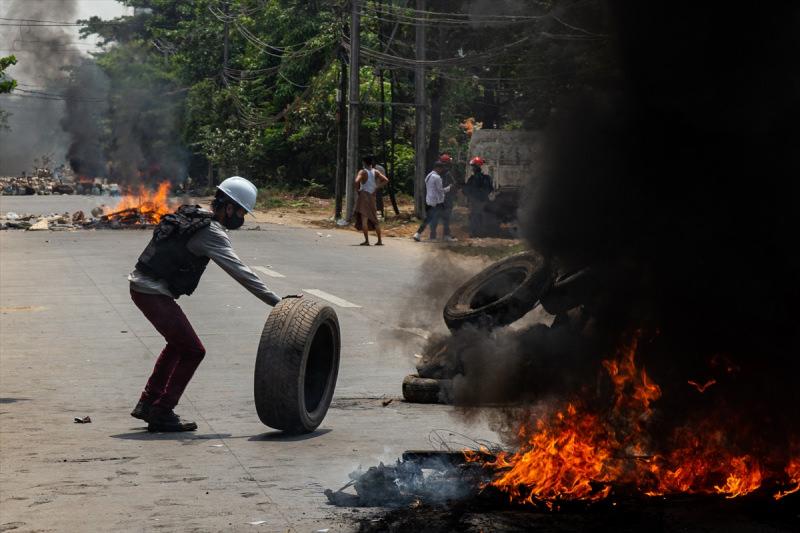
(130, 290, 206, 410)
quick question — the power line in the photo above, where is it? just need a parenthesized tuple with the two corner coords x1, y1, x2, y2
(0, 16, 79, 24)
(0, 22, 82, 27)
(14, 88, 106, 100)
(0, 49, 88, 54)
(365, 1, 550, 21)
(5, 86, 115, 103)
(362, 2, 605, 37)
(343, 34, 533, 69)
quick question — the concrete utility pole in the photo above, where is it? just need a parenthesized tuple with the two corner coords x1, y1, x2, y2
(334, 49, 347, 220)
(414, 0, 427, 218)
(212, 3, 231, 190)
(344, 0, 361, 221)
(223, 3, 230, 70)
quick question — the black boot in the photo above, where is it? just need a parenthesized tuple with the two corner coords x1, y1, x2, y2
(130, 399, 153, 422)
(147, 407, 198, 432)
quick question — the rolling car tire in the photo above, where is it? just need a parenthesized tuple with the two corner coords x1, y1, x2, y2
(254, 297, 341, 433)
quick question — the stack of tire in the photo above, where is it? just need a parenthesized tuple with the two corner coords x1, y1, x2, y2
(402, 251, 596, 404)
(403, 251, 553, 404)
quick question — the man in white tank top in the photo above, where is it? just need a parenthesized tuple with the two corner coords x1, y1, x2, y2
(353, 155, 389, 245)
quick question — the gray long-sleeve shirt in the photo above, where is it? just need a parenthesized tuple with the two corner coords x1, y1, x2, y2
(128, 220, 280, 305)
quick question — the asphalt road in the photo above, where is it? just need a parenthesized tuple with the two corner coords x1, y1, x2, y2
(0, 196, 498, 532)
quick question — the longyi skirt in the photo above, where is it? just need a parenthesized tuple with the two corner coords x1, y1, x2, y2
(354, 190, 378, 230)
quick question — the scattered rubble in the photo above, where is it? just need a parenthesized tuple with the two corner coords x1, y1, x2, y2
(1, 174, 64, 196)
(28, 219, 50, 231)
(73, 416, 92, 424)
(0, 206, 160, 231)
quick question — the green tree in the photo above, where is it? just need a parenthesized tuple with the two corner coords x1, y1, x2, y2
(0, 55, 17, 131)
(0, 55, 16, 94)
(77, 1, 614, 195)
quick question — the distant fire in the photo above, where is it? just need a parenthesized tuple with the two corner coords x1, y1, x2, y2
(465, 333, 799, 507)
(101, 182, 173, 225)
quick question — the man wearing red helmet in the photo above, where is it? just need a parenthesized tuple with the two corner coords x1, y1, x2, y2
(464, 156, 493, 237)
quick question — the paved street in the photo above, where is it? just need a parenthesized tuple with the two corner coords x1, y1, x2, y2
(0, 196, 497, 532)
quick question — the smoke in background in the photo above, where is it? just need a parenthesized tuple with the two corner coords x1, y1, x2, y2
(419, 1, 800, 459)
(60, 59, 109, 177)
(0, 0, 78, 174)
(0, 1, 187, 183)
(59, 39, 188, 184)
(100, 48, 189, 184)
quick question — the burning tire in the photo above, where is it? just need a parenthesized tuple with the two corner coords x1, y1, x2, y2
(402, 374, 452, 404)
(443, 251, 551, 331)
(254, 297, 340, 433)
(539, 267, 594, 315)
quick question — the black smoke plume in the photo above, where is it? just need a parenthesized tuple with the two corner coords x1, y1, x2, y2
(0, 0, 78, 174)
(60, 41, 188, 184)
(434, 1, 800, 461)
(60, 59, 109, 177)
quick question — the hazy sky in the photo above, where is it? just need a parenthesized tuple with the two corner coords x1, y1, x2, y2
(0, 0, 130, 69)
(0, 1, 130, 174)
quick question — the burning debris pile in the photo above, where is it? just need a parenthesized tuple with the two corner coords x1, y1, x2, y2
(0, 182, 175, 231)
(85, 182, 173, 227)
(461, 334, 800, 505)
(333, 2, 800, 528)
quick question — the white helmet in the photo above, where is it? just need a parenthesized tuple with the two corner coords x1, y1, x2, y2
(217, 176, 257, 214)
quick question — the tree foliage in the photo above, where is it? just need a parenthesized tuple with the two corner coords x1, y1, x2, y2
(0, 55, 18, 131)
(78, 1, 613, 192)
(0, 55, 17, 94)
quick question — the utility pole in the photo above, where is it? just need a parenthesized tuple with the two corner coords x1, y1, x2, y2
(213, 2, 230, 191)
(334, 48, 347, 220)
(414, 0, 427, 219)
(344, 0, 361, 221)
(223, 3, 230, 70)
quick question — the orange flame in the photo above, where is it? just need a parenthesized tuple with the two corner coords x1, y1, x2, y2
(477, 404, 620, 505)
(465, 332, 799, 506)
(774, 459, 800, 500)
(104, 181, 173, 224)
(713, 456, 763, 498)
(687, 379, 717, 393)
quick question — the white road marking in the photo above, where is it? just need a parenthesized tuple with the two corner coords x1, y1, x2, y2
(254, 266, 285, 278)
(302, 289, 361, 308)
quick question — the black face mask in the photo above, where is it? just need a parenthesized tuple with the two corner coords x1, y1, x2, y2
(223, 212, 245, 230)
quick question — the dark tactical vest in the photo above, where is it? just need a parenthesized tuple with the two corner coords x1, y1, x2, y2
(135, 205, 213, 297)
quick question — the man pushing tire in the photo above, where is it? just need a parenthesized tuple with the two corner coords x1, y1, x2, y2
(128, 176, 301, 432)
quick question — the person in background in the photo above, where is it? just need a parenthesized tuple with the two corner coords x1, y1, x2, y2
(437, 154, 458, 243)
(464, 156, 493, 237)
(413, 160, 452, 242)
(353, 155, 389, 246)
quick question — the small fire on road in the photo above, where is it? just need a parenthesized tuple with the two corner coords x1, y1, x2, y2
(100, 181, 173, 226)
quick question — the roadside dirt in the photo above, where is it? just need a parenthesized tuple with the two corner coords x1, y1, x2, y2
(248, 191, 524, 258)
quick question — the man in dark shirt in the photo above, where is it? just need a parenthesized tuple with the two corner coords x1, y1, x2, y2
(464, 156, 493, 237)
(437, 154, 457, 242)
